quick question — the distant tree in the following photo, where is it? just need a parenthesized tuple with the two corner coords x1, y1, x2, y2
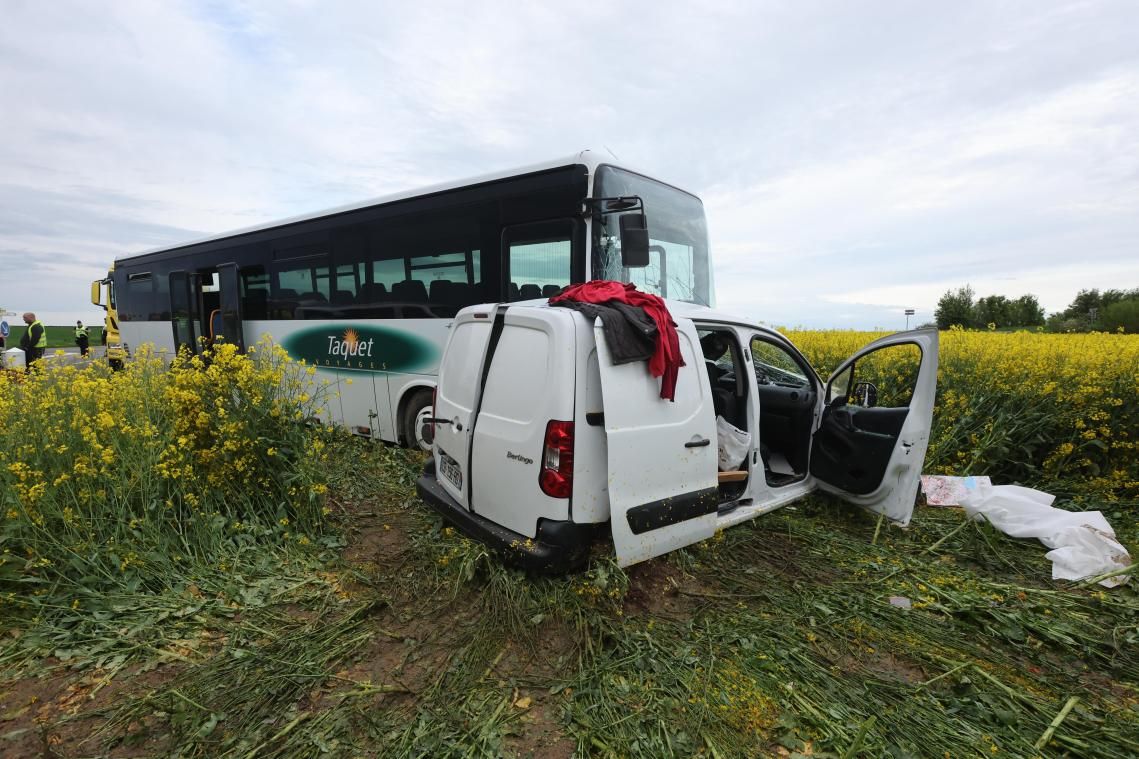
(974, 295, 1012, 328)
(1101, 298, 1139, 333)
(1054, 288, 1139, 331)
(1009, 294, 1045, 327)
(1046, 314, 1085, 333)
(1062, 289, 1102, 321)
(935, 285, 976, 329)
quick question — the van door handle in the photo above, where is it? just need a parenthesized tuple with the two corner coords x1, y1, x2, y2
(685, 438, 711, 448)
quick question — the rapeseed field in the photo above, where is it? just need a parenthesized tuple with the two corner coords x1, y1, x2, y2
(788, 328, 1139, 502)
(0, 340, 334, 600)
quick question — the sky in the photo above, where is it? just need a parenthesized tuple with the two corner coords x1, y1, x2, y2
(1, 0, 1137, 330)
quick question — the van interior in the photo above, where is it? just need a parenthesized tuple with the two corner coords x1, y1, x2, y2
(699, 329, 752, 503)
(700, 330, 819, 494)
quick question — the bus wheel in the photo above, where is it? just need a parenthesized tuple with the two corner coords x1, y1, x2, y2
(402, 390, 434, 451)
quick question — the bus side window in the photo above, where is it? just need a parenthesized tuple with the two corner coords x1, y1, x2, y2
(369, 206, 490, 317)
(241, 266, 270, 319)
(125, 270, 155, 321)
(505, 220, 574, 302)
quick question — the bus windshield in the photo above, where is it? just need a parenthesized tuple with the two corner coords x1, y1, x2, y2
(591, 166, 714, 306)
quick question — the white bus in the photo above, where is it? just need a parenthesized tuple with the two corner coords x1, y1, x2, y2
(107, 151, 715, 449)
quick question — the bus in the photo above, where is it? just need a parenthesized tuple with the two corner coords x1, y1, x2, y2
(92, 150, 715, 449)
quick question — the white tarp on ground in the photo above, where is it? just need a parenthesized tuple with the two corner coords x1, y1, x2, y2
(921, 475, 992, 506)
(2, 348, 24, 370)
(960, 483, 1131, 588)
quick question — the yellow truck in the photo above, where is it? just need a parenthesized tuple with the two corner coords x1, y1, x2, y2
(90, 266, 127, 369)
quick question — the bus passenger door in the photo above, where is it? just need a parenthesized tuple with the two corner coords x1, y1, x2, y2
(169, 270, 199, 355)
(215, 263, 245, 351)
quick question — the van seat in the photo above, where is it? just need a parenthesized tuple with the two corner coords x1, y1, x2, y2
(518, 284, 542, 300)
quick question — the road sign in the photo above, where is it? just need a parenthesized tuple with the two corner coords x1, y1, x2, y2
(904, 309, 915, 316)
(0, 321, 8, 338)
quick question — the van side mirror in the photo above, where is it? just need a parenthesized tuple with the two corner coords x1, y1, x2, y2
(853, 381, 878, 408)
(90, 280, 103, 307)
(619, 214, 650, 268)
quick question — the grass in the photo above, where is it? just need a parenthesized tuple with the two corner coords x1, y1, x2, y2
(4, 436, 1134, 757)
(1, 325, 106, 350)
(44, 325, 105, 349)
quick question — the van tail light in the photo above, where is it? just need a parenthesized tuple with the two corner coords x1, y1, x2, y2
(539, 420, 574, 498)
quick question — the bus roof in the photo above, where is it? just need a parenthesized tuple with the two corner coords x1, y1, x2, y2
(119, 149, 668, 262)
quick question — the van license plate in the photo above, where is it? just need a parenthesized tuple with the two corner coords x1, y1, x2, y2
(439, 453, 463, 490)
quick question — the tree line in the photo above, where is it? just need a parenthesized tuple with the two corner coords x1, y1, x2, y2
(934, 286, 1139, 332)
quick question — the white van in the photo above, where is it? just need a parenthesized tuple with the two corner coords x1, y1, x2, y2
(415, 300, 938, 570)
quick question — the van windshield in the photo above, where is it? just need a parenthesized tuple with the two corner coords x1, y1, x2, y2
(591, 166, 714, 306)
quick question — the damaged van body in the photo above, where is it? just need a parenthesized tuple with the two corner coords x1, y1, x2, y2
(415, 300, 938, 570)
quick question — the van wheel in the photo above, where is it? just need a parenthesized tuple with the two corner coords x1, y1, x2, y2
(402, 390, 434, 451)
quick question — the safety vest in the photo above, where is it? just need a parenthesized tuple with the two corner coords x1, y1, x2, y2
(31, 320, 46, 348)
(75, 325, 89, 339)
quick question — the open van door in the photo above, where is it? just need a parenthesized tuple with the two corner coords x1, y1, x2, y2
(809, 329, 939, 525)
(599, 318, 720, 567)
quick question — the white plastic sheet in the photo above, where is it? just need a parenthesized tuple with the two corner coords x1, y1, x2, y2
(2, 348, 24, 370)
(920, 475, 992, 506)
(715, 415, 751, 472)
(960, 483, 1131, 588)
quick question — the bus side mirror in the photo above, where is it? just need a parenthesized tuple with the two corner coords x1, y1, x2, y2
(90, 280, 103, 307)
(619, 213, 650, 268)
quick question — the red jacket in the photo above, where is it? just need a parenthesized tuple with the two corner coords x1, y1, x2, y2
(550, 281, 684, 400)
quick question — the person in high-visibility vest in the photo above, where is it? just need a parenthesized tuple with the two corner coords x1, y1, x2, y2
(75, 320, 90, 357)
(19, 312, 46, 371)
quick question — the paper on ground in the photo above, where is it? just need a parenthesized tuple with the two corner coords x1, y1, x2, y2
(960, 483, 1131, 588)
(921, 475, 991, 506)
(768, 452, 795, 476)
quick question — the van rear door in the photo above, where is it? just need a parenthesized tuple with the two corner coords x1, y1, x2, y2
(432, 312, 495, 508)
(470, 308, 577, 538)
(598, 317, 720, 567)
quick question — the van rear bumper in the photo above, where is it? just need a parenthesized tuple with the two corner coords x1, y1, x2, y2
(416, 460, 590, 572)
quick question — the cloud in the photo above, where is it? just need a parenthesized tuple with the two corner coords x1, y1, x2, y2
(1, 1, 1137, 329)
